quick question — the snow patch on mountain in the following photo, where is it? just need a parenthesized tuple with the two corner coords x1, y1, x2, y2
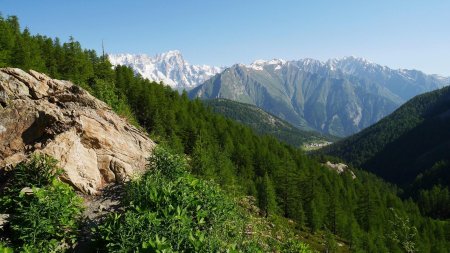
(109, 50, 223, 90)
(248, 59, 287, 71)
(242, 56, 449, 91)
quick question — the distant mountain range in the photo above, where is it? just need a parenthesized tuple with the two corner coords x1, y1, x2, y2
(190, 57, 449, 136)
(109, 51, 449, 136)
(203, 99, 337, 147)
(109, 50, 223, 90)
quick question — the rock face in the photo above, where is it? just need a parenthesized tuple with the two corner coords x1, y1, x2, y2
(0, 68, 155, 194)
(323, 161, 356, 179)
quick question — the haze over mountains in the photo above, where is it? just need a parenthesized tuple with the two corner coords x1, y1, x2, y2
(109, 50, 449, 136)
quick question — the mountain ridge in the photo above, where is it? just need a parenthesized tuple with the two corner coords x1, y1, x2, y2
(203, 98, 337, 147)
(108, 50, 223, 90)
(1, 14, 449, 252)
(321, 85, 450, 187)
(190, 57, 448, 136)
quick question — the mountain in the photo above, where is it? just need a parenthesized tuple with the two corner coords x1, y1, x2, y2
(190, 57, 449, 136)
(108, 50, 223, 90)
(1, 15, 449, 252)
(329, 57, 449, 101)
(321, 86, 450, 190)
(203, 99, 337, 147)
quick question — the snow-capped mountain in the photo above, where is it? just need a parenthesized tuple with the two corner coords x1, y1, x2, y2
(190, 56, 449, 136)
(109, 50, 223, 90)
(242, 56, 449, 101)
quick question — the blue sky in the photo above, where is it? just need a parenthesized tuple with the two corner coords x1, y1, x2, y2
(2, 0, 450, 75)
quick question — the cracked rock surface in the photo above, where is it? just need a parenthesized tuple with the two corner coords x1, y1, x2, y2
(0, 68, 155, 194)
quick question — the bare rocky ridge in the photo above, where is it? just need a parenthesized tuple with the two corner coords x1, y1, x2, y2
(0, 68, 155, 195)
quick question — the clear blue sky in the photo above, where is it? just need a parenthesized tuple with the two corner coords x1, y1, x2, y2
(2, 0, 450, 75)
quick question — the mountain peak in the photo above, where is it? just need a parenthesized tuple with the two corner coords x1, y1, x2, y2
(109, 50, 223, 89)
(157, 50, 184, 60)
(191, 55, 448, 136)
(166, 49, 182, 55)
(248, 58, 286, 70)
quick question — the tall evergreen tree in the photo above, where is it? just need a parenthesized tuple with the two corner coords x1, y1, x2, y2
(257, 172, 277, 217)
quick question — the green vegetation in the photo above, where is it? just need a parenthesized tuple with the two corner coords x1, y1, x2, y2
(417, 184, 450, 219)
(1, 15, 449, 252)
(95, 147, 313, 252)
(322, 86, 450, 219)
(204, 99, 336, 147)
(0, 155, 84, 252)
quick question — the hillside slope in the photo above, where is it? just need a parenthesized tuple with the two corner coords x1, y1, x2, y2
(203, 99, 336, 147)
(1, 15, 448, 252)
(322, 86, 450, 189)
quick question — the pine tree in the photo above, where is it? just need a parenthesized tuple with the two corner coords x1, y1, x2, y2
(326, 192, 339, 234)
(305, 199, 320, 233)
(257, 172, 277, 217)
(0, 15, 15, 67)
(356, 188, 377, 232)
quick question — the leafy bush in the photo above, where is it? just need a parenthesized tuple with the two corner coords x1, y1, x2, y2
(96, 147, 244, 252)
(147, 146, 187, 180)
(0, 154, 84, 252)
(388, 208, 418, 253)
(96, 147, 314, 252)
(0, 242, 13, 253)
(1, 154, 62, 212)
(10, 180, 83, 252)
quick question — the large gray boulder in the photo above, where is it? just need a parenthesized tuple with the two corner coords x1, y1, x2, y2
(0, 68, 155, 194)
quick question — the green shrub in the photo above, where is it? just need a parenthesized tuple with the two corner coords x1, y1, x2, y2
(10, 153, 62, 189)
(282, 238, 314, 253)
(0, 242, 13, 253)
(147, 146, 187, 180)
(0, 154, 84, 252)
(96, 147, 314, 252)
(10, 180, 83, 252)
(0, 154, 62, 213)
(97, 147, 244, 252)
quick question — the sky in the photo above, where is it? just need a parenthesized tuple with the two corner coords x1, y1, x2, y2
(1, 0, 450, 75)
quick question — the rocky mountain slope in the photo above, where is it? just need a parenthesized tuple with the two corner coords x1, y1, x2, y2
(109, 50, 223, 90)
(0, 68, 155, 194)
(190, 57, 449, 136)
(203, 99, 336, 147)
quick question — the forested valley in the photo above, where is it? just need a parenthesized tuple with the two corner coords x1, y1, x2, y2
(0, 15, 449, 252)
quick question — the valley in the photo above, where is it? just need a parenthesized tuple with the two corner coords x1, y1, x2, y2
(111, 50, 448, 137)
(0, 6, 449, 253)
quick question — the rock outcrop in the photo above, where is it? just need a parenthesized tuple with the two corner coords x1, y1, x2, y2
(0, 68, 155, 194)
(323, 161, 356, 179)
